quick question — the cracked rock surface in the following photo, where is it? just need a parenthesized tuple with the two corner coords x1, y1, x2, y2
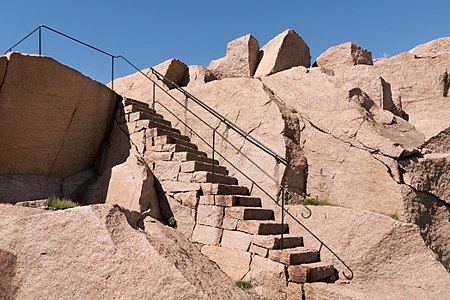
(0, 204, 248, 300)
(0, 53, 118, 178)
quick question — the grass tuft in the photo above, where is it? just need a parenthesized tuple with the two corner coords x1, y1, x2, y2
(47, 196, 79, 210)
(167, 216, 177, 228)
(387, 212, 399, 220)
(235, 280, 252, 289)
(303, 198, 335, 206)
(290, 108, 298, 113)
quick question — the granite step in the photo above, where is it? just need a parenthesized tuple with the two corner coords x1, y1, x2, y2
(181, 161, 228, 175)
(252, 235, 304, 250)
(199, 195, 262, 207)
(225, 207, 274, 220)
(201, 183, 249, 196)
(288, 262, 335, 283)
(268, 247, 320, 265)
(237, 220, 289, 235)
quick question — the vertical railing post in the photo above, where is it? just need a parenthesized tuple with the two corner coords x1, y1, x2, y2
(111, 56, 115, 91)
(212, 129, 216, 181)
(38, 26, 42, 55)
(152, 81, 156, 129)
(281, 188, 285, 250)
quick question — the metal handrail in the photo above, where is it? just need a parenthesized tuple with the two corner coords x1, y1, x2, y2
(4, 25, 353, 279)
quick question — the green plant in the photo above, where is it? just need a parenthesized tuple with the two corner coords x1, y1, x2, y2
(290, 108, 298, 113)
(303, 198, 335, 206)
(167, 216, 177, 228)
(388, 212, 399, 220)
(235, 280, 252, 289)
(47, 196, 79, 210)
(22, 202, 30, 207)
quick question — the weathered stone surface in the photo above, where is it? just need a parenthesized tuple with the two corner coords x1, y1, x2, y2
(339, 51, 450, 139)
(0, 174, 62, 204)
(104, 150, 161, 218)
(254, 29, 311, 78)
(303, 283, 371, 300)
(315, 42, 373, 70)
(262, 65, 424, 215)
(422, 127, 450, 153)
(173, 191, 198, 209)
(192, 224, 222, 245)
(402, 186, 450, 272)
(201, 245, 251, 281)
(400, 154, 450, 204)
(249, 244, 268, 257)
(0, 249, 17, 299)
(286, 205, 450, 298)
(183, 65, 216, 88)
(220, 230, 252, 251)
(153, 58, 188, 89)
(160, 180, 200, 193)
(153, 161, 181, 181)
(196, 205, 224, 227)
(0, 204, 247, 299)
(208, 34, 259, 79)
(61, 168, 96, 199)
(243, 255, 287, 295)
(0, 53, 118, 178)
(408, 37, 450, 58)
(164, 195, 196, 239)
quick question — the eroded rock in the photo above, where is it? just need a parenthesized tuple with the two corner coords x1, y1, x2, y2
(0, 204, 247, 299)
(254, 29, 311, 78)
(208, 34, 259, 79)
(287, 205, 450, 299)
(0, 53, 118, 178)
(315, 42, 373, 70)
(154, 59, 188, 89)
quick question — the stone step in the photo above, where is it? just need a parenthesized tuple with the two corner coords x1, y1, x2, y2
(172, 152, 219, 166)
(152, 135, 195, 150)
(288, 262, 335, 283)
(120, 104, 154, 116)
(252, 235, 303, 250)
(122, 97, 149, 108)
(237, 220, 289, 235)
(127, 110, 165, 122)
(148, 143, 208, 157)
(139, 116, 173, 128)
(201, 183, 249, 196)
(225, 207, 274, 220)
(199, 195, 262, 207)
(146, 127, 185, 141)
(268, 247, 320, 265)
(191, 171, 238, 185)
(181, 161, 228, 175)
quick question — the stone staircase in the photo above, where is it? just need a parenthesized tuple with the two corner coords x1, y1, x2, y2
(117, 97, 337, 286)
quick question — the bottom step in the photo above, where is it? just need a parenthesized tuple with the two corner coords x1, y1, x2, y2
(288, 262, 335, 283)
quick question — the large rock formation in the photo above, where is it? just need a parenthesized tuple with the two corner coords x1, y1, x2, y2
(113, 33, 450, 274)
(0, 204, 248, 300)
(287, 206, 450, 299)
(314, 42, 373, 70)
(0, 52, 118, 178)
(254, 29, 311, 78)
(208, 34, 260, 79)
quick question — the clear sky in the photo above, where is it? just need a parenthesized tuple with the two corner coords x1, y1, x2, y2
(1, 0, 449, 83)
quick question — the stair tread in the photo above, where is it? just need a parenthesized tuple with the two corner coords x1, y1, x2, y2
(181, 161, 228, 174)
(192, 171, 237, 185)
(287, 262, 335, 283)
(269, 247, 320, 265)
(252, 235, 304, 249)
(201, 183, 249, 195)
(199, 195, 262, 207)
(172, 152, 219, 165)
(225, 207, 274, 221)
(237, 220, 289, 235)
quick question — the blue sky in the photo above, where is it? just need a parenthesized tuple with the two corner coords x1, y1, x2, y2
(1, 1, 449, 83)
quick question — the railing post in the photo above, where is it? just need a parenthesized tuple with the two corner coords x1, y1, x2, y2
(111, 56, 114, 91)
(281, 188, 285, 250)
(212, 129, 216, 181)
(38, 26, 42, 55)
(152, 81, 156, 128)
